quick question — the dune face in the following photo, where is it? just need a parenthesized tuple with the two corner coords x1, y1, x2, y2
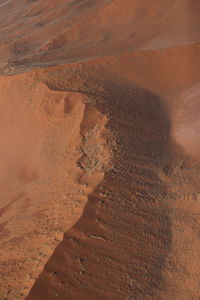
(0, 0, 200, 75)
(25, 67, 173, 300)
(0, 1, 200, 300)
(25, 59, 200, 300)
(0, 72, 110, 299)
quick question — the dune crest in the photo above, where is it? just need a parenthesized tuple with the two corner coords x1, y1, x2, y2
(0, 72, 110, 299)
(23, 62, 199, 300)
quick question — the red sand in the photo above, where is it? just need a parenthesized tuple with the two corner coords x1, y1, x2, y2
(0, 72, 110, 299)
(0, 1, 200, 300)
(0, 0, 200, 74)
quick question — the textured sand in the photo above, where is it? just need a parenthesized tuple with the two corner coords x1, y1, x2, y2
(0, 0, 200, 74)
(0, 71, 110, 299)
(0, 1, 200, 300)
(26, 55, 200, 300)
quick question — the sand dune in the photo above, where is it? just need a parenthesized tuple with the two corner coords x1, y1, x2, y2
(26, 66, 174, 300)
(0, 1, 200, 300)
(0, 73, 110, 299)
(24, 54, 200, 300)
(0, 0, 200, 75)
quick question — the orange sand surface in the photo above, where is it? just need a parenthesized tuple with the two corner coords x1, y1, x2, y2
(0, 1, 200, 300)
(0, 0, 199, 75)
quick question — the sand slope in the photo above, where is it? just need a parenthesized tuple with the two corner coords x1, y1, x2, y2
(0, 72, 110, 299)
(0, 0, 200, 75)
(0, 1, 200, 300)
(26, 51, 200, 299)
